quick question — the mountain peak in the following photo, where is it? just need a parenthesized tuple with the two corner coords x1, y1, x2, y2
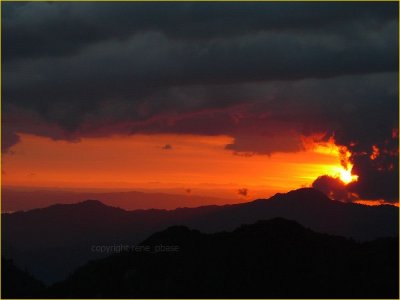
(30, 199, 129, 217)
(271, 187, 331, 202)
(46, 199, 110, 211)
(78, 199, 107, 207)
(143, 225, 202, 246)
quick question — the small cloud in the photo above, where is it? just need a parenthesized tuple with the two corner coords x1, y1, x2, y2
(185, 188, 191, 194)
(238, 188, 248, 197)
(162, 144, 172, 150)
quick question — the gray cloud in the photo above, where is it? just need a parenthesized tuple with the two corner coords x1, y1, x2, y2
(3, 2, 396, 62)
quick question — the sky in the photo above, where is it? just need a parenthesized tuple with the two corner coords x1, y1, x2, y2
(1, 2, 399, 205)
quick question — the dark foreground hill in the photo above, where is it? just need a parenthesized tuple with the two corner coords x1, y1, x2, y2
(1, 257, 45, 298)
(45, 218, 399, 299)
(2, 188, 398, 283)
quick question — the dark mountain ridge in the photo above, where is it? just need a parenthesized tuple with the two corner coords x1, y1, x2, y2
(2, 188, 234, 212)
(44, 218, 399, 299)
(2, 188, 398, 284)
(1, 257, 46, 298)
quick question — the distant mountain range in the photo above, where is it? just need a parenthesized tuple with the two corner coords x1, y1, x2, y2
(2, 188, 236, 212)
(2, 188, 398, 284)
(5, 218, 399, 298)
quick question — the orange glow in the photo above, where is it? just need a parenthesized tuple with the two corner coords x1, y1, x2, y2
(370, 145, 380, 160)
(2, 133, 359, 200)
(302, 135, 358, 185)
(337, 168, 358, 184)
(355, 199, 399, 207)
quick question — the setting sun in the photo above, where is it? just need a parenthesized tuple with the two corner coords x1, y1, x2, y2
(338, 167, 358, 184)
(304, 135, 359, 185)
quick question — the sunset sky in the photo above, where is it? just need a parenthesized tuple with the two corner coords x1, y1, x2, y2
(2, 132, 357, 200)
(2, 2, 399, 206)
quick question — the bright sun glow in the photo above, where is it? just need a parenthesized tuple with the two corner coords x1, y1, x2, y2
(338, 167, 358, 184)
(319, 164, 359, 185)
(4, 133, 362, 198)
(303, 134, 359, 185)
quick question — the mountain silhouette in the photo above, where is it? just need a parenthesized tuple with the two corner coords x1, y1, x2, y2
(2, 188, 235, 212)
(2, 188, 398, 284)
(1, 257, 45, 298)
(44, 218, 399, 298)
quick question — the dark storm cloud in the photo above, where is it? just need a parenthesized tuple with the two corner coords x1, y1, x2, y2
(2, 2, 398, 201)
(313, 155, 399, 203)
(3, 2, 396, 62)
(312, 175, 355, 203)
(3, 2, 397, 117)
(348, 152, 399, 202)
(1, 128, 20, 154)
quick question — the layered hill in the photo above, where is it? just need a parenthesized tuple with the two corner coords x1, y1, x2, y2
(2, 188, 398, 283)
(45, 218, 399, 298)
